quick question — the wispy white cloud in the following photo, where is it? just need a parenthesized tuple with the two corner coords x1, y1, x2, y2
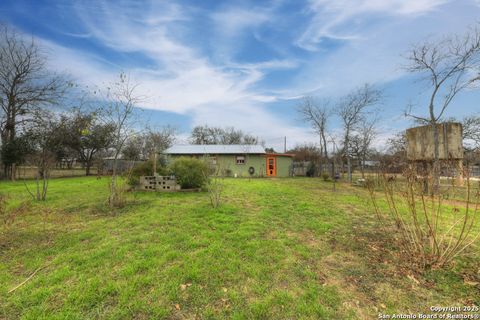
(42, 39, 116, 85)
(297, 0, 449, 51)
(211, 7, 271, 38)
(207, 4, 281, 64)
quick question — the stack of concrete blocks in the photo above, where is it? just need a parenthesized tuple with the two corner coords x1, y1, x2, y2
(139, 175, 181, 192)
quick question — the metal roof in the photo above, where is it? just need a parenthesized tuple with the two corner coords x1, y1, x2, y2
(164, 144, 266, 155)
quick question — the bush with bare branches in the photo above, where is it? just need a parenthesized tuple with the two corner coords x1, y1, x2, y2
(368, 165, 480, 269)
(205, 164, 225, 209)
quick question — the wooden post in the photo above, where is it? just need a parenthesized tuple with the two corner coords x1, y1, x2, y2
(153, 152, 157, 176)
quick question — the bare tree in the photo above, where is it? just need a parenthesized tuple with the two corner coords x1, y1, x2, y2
(349, 118, 378, 178)
(219, 127, 243, 144)
(144, 126, 176, 174)
(298, 97, 330, 175)
(190, 125, 222, 144)
(190, 125, 260, 145)
(288, 143, 321, 162)
(386, 132, 407, 155)
(190, 125, 213, 144)
(405, 25, 480, 190)
(101, 73, 141, 208)
(121, 126, 176, 175)
(121, 135, 144, 161)
(337, 84, 382, 182)
(23, 111, 64, 201)
(0, 24, 67, 180)
(460, 114, 480, 151)
(144, 126, 176, 155)
(446, 114, 480, 167)
(205, 162, 224, 209)
(243, 134, 261, 145)
(379, 131, 408, 173)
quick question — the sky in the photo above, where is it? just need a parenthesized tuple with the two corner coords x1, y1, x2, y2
(1, 0, 480, 151)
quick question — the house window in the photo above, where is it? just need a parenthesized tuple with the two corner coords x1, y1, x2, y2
(236, 155, 245, 165)
(210, 156, 217, 165)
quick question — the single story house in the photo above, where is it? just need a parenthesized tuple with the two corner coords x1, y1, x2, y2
(164, 144, 294, 177)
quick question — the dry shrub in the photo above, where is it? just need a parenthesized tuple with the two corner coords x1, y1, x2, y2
(108, 161, 138, 209)
(0, 194, 30, 236)
(108, 176, 129, 209)
(368, 164, 480, 269)
(205, 165, 224, 209)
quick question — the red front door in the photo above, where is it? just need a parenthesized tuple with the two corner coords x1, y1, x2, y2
(266, 157, 276, 176)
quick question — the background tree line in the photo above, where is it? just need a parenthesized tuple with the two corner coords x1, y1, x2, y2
(189, 125, 261, 145)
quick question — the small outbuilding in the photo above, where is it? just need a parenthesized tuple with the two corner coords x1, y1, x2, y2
(164, 144, 294, 177)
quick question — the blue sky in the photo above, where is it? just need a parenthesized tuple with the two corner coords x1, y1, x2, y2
(1, 0, 480, 150)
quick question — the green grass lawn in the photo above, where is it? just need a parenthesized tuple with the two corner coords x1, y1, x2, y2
(0, 177, 479, 319)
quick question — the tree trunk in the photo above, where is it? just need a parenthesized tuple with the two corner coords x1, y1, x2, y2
(109, 155, 118, 207)
(35, 176, 40, 201)
(360, 151, 366, 179)
(5, 111, 16, 181)
(343, 133, 351, 182)
(11, 163, 16, 181)
(85, 162, 91, 176)
(42, 175, 48, 200)
(432, 122, 440, 194)
(321, 131, 329, 175)
(331, 157, 335, 180)
(360, 160, 365, 179)
(153, 152, 157, 176)
(347, 157, 352, 183)
(322, 134, 328, 161)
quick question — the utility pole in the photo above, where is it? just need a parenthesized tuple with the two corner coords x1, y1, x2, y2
(284, 136, 287, 153)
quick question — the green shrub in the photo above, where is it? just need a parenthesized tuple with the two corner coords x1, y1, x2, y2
(126, 160, 170, 186)
(321, 172, 330, 181)
(170, 157, 209, 189)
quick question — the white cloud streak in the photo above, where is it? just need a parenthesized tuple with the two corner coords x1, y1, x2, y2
(297, 0, 449, 51)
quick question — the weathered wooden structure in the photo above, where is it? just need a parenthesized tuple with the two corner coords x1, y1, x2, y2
(406, 123, 463, 161)
(406, 122, 464, 185)
(139, 175, 181, 192)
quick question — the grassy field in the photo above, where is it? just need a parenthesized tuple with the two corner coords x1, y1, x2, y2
(0, 177, 479, 319)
